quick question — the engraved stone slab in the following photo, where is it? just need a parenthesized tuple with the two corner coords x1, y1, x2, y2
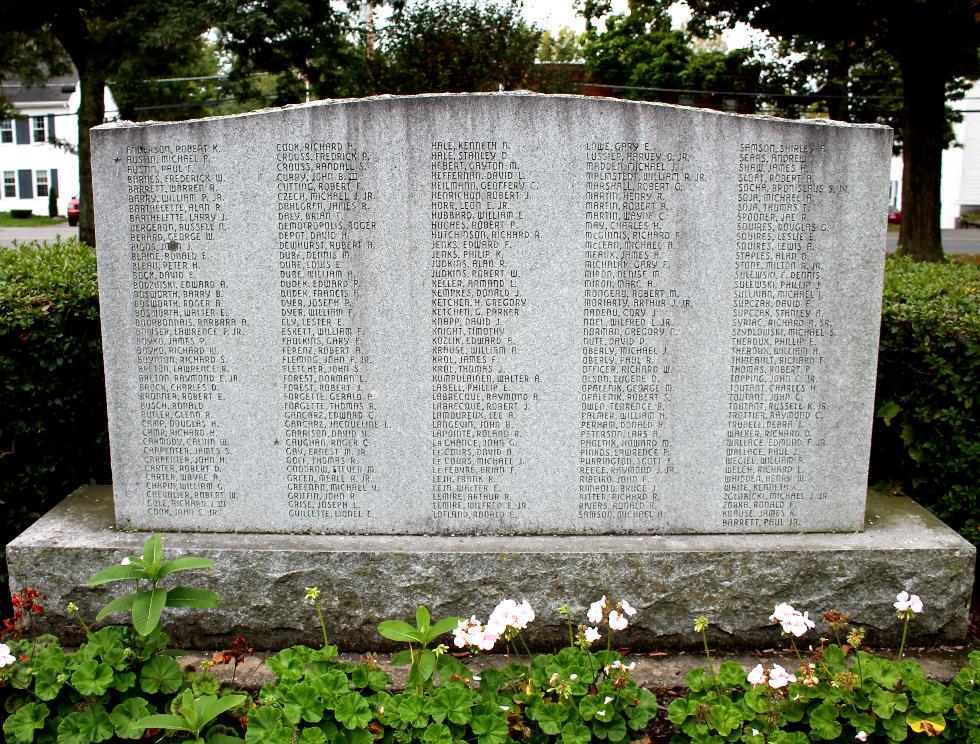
(91, 93, 891, 534)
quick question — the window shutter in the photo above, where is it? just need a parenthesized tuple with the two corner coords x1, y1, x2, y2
(15, 119, 29, 144)
(17, 169, 33, 199)
(47, 114, 55, 140)
(51, 169, 59, 195)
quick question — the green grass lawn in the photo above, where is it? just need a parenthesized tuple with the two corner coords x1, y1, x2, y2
(0, 211, 68, 227)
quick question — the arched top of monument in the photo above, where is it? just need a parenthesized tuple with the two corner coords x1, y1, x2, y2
(92, 91, 892, 135)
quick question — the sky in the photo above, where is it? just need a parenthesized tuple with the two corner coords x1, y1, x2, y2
(519, 0, 764, 49)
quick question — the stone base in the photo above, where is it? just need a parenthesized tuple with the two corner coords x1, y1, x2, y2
(6, 485, 975, 651)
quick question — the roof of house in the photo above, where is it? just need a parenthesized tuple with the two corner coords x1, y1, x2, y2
(0, 73, 77, 105)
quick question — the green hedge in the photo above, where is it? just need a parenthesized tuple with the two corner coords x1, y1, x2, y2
(0, 239, 111, 613)
(871, 255, 980, 544)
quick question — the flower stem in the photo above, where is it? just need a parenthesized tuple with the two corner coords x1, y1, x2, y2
(897, 616, 910, 659)
(700, 628, 716, 679)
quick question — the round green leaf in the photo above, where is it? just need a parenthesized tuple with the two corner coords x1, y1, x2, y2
(71, 660, 114, 697)
(58, 705, 115, 744)
(110, 697, 153, 739)
(139, 655, 182, 694)
(335, 693, 373, 730)
(3, 702, 49, 744)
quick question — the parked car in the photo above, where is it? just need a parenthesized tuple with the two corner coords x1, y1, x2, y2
(887, 209, 901, 225)
(67, 197, 80, 226)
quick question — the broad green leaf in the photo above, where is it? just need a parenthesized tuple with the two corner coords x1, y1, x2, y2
(530, 700, 569, 734)
(429, 616, 463, 639)
(877, 400, 902, 425)
(58, 705, 115, 744)
(131, 587, 168, 636)
(33, 667, 65, 700)
(157, 556, 215, 578)
(3, 702, 49, 744)
(298, 728, 328, 744)
(418, 649, 437, 681)
(378, 620, 424, 644)
(666, 698, 692, 725)
(422, 722, 453, 744)
(593, 713, 628, 742)
(335, 693, 373, 730)
(808, 703, 843, 741)
(561, 720, 592, 744)
(70, 659, 114, 697)
(244, 706, 291, 744)
(718, 660, 747, 688)
(391, 649, 413, 666)
(627, 687, 659, 729)
(110, 697, 153, 739)
(94, 592, 137, 622)
(267, 648, 305, 681)
(416, 605, 431, 636)
(198, 694, 248, 727)
(284, 683, 323, 725)
(166, 586, 220, 609)
(471, 713, 509, 744)
(142, 534, 164, 565)
(132, 713, 193, 732)
(431, 686, 478, 725)
(87, 564, 139, 586)
(140, 655, 182, 694)
(396, 694, 429, 728)
(311, 668, 349, 702)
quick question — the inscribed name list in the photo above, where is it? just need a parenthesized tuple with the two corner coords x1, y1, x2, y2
(91, 94, 891, 534)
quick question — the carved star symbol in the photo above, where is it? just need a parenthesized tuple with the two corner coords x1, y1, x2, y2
(274, 438, 281, 446)
(113, 156, 121, 163)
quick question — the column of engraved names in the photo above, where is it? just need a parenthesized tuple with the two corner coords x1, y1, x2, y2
(580, 142, 699, 523)
(724, 142, 835, 529)
(430, 140, 538, 522)
(276, 142, 379, 523)
(126, 143, 242, 520)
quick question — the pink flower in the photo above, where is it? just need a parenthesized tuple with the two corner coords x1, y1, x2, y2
(855, 732, 868, 742)
(769, 603, 814, 637)
(608, 610, 628, 631)
(609, 659, 636, 671)
(0, 643, 15, 667)
(584, 626, 601, 643)
(747, 664, 766, 685)
(588, 596, 607, 624)
(894, 591, 923, 614)
(768, 664, 796, 689)
(620, 600, 637, 616)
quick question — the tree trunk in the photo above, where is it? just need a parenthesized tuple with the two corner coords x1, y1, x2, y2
(76, 74, 105, 248)
(897, 55, 946, 262)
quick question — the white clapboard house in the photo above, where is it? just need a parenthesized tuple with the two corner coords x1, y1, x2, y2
(0, 71, 117, 217)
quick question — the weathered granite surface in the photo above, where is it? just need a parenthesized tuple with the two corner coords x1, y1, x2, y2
(7, 485, 973, 650)
(92, 94, 891, 535)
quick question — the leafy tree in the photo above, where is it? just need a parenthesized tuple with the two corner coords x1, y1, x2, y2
(581, 3, 774, 111)
(687, 0, 980, 261)
(216, 0, 367, 107)
(372, 0, 541, 94)
(537, 28, 585, 63)
(0, 2, 216, 247)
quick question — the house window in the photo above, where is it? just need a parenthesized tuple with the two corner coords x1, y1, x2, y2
(32, 116, 47, 143)
(3, 171, 15, 198)
(35, 170, 49, 197)
(0, 120, 12, 143)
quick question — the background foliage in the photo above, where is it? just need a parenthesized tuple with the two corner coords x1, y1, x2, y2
(0, 239, 110, 616)
(871, 256, 980, 544)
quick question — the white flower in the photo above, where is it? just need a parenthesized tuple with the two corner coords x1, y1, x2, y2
(620, 599, 637, 616)
(768, 664, 797, 689)
(603, 696, 613, 705)
(855, 733, 868, 742)
(751, 730, 761, 738)
(569, 673, 578, 681)
(0, 643, 16, 667)
(770, 603, 814, 637)
(608, 610, 628, 631)
(121, 557, 131, 565)
(769, 603, 796, 624)
(584, 626, 601, 643)
(596, 709, 606, 717)
(610, 659, 636, 671)
(747, 664, 766, 686)
(894, 591, 923, 614)
(472, 675, 480, 682)
(588, 596, 607, 624)
(499, 705, 509, 711)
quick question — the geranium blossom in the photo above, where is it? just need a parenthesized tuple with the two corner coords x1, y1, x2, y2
(768, 664, 796, 689)
(588, 596, 607, 624)
(487, 598, 535, 634)
(747, 664, 766, 685)
(620, 600, 637, 616)
(0, 643, 16, 667)
(855, 732, 868, 742)
(452, 616, 498, 651)
(608, 610, 628, 631)
(584, 626, 601, 643)
(894, 591, 923, 614)
(769, 603, 815, 637)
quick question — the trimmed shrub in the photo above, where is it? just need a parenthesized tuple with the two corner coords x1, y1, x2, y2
(0, 239, 110, 612)
(871, 255, 980, 544)
(9, 209, 33, 219)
